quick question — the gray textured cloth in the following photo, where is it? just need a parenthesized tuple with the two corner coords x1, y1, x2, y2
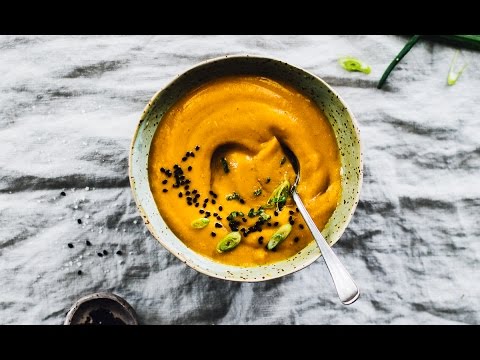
(1, 35, 479, 324)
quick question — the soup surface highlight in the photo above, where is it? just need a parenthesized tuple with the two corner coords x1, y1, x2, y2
(149, 75, 341, 266)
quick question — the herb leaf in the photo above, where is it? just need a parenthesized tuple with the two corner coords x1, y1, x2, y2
(221, 158, 230, 174)
(226, 192, 241, 201)
(253, 188, 262, 196)
(248, 206, 270, 220)
(227, 211, 244, 221)
(339, 56, 371, 74)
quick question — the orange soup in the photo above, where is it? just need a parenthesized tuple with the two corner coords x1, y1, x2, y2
(149, 76, 341, 266)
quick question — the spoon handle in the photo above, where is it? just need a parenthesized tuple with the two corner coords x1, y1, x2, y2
(292, 191, 360, 305)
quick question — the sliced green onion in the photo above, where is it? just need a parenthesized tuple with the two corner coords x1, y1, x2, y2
(267, 224, 292, 250)
(191, 218, 210, 229)
(266, 178, 290, 211)
(339, 57, 371, 74)
(447, 50, 468, 86)
(216, 232, 241, 253)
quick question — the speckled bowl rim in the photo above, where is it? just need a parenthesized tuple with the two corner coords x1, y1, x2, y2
(129, 54, 363, 282)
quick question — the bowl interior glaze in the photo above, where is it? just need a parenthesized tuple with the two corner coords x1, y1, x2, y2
(129, 55, 363, 282)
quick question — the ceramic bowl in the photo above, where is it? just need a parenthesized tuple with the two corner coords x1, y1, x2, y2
(129, 55, 363, 282)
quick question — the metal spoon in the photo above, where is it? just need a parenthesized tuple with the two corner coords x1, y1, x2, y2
(281, 143, 360, 305)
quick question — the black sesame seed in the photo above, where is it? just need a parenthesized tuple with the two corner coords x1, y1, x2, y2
(212, 199, 216, 205)
(274, 222, 279, 226)
(289, 210, 295, 215)
(195, 203, 199, 207)
(185, 191, 191, 195)
(173, 164, 179, 169)
(195, 194, 200, 198)
(184, 185, 190, 190)
(67, 243, 74, 248)
(77, 270, 83, 275)
(178, 192, 183, 198)
(242, 217, 247, 223)
(205, 211, 211, 216)
(103, 250, 108, 255)
(185, 152, 190, 158)
(187, 166, 192, 171)
(258, 236, 264, 244)
(116, 250, 123, 255)
(162, 179, 168, 185)
(296, 207, 299, 212)
(192, 190, 197, 194)
(189, 151, 195, 157)
(97, 252, 103, 257)
(204, 198, 209, 203)
(186, 196, 192, 201)
(195, 145, 200, 151)
(202, 203, 207, 208)
(294, 237, 300, 243)
(60, 191, 66, 196)
(187, 202, 193, 206)
(162, 189, 168, 193)
(217, 216, 222, 221)
(182, 157, 187, 162)
(215, 223, 222, 228)
(160, 167, 166, 173)
(213, 213, 218, 217)
(77, 219, 82, 224)
(289, 220, 295, 225)
(240, 199, 245, 204)
(274, 211, 279, 216)
(219, 206, 223, 211)
(299, 224, 304, 229)
(211, 232, 217, 237)
(199, 209, 205, 214)
(267, 222, 272, 227)
(86, 240, 91, 246)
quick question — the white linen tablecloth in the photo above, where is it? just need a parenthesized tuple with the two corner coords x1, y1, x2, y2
(1, 35, 479, 324)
